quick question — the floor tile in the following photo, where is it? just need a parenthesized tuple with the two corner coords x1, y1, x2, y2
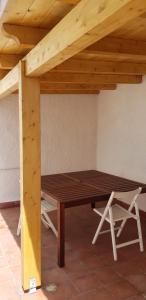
(0, 205, 146, 300)
(106, 279, 139, 300)
(71, 288, 113, 300)
(126, 273, 146, 293)
(125, 294, 146, 300)
(21, 289, 49, 300)
(0, 280, 20, 300)
(72, 272, 103, 293)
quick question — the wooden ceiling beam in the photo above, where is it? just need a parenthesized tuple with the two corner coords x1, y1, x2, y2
(53, 59, 146, 75)
(86, 37, 146, 56)
(1, 0, 146, 98)
(0, 54, 22, 69)
(40, 83, 117, 90)
(13, 89, 100, 94)
(1, 53, 146, 75)
(0, 65, 19, 99)
(41, 72, 142, 84)
(82, 37, 146, 62)
(40, 90, 100, 94)
(2, 24, 48, 49)
(24, 0, 146, 76)
(0, 0, 8, 18)
(59, 0, 80, 4)
(1, 52, 146, 75)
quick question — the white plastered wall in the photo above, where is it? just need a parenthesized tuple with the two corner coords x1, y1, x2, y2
(1, 86, 146, 210)
(96, 77, 146, 211)
(0, 94, 97, 203)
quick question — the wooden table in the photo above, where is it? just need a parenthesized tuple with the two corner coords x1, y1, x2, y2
(41, 170, 146, 267)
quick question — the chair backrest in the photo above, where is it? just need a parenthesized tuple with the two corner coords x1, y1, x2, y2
(113, 187, 142, 206)
(41, 190, 57, 208)
(41, 199, 57, 214)
(102, 187, 142, 218)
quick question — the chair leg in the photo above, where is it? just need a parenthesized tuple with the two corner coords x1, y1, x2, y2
(41, 215, 50, 229)
(109, 208, 117, 261)
(17, 216, 21, 236)
(117, 219, 127, 238)
(135, 204, 144, 252)
(42, 212, 58, 237)
(117, 202, 134, 238)
(92, 215, 105, 244)
(91, 201, 95, 209)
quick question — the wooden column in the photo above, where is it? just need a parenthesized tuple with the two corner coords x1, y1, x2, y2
(19, 61, 41, 291)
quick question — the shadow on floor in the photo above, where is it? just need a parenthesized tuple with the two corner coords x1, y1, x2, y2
(0, 205, 146, 299)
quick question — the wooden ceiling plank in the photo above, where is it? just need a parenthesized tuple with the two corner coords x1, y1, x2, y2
(53, 59, 146, 75)
(110, 16, 146, 41)
(41, 72, 142, 84)
(1, 0, 36, 23)
(25, 0, 72, 28)
(24, 0, 146, 76)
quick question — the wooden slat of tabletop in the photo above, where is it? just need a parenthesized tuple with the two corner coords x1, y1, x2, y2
(41, 174, 79, 188)
(41, 170, 146, 207)
(42, 182, 107, 204)
(81, 173, 146, 193)
(63, 170, 101, 181)
(64, 170, 146, 192)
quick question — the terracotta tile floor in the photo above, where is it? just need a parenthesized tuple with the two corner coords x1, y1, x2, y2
(0, 205, 146, 300)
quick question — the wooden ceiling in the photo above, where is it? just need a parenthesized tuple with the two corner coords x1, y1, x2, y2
(0, 0, 146, 94)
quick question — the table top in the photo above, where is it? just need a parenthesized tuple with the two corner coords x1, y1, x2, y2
(41, 170, 146, 207)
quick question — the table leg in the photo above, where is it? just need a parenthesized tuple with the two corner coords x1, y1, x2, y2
(57, 202, 65, 267)
(91, 200, 95, 209)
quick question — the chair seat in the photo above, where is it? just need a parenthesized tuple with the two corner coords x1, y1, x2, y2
(41, 199, 57, 213)
(94, 204, 136, 222)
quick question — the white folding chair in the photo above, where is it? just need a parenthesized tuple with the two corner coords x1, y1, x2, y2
(92, 187, 144, 261)
(17, 193, 58, 237)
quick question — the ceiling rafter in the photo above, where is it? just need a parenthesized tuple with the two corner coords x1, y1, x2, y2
(0, 64, 18, 99)
(81, 37, 146, 62)
(1, 0, 146, 98)
(25, 0, 146, 76)
(40, 90, 100, 94)
(41, 72, 142, 84)
(53, 59, 146, 75)
(40, 83, 117, 91)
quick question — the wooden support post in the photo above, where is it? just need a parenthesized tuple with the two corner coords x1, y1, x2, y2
(19, 61, 41, 291)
